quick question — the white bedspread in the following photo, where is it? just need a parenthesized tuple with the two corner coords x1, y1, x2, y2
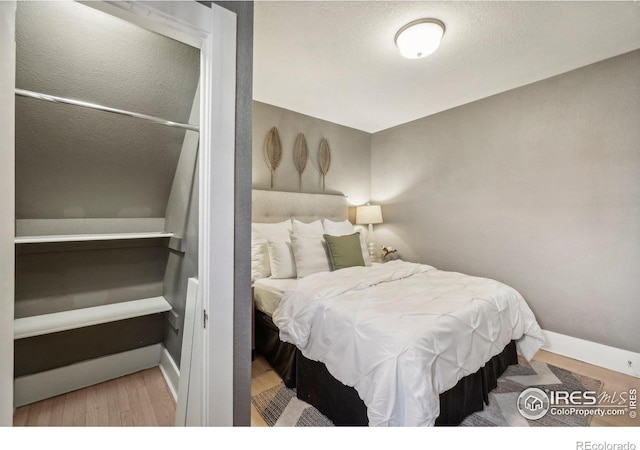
(272, 260, 544, 426)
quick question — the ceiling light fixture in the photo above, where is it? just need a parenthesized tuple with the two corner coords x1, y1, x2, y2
(394, 19, 445, 59)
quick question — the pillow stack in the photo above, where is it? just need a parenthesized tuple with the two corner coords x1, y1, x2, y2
(290, 219, 331, 278)
(251, 220, 293, 280)
(250, 218, 372, 282)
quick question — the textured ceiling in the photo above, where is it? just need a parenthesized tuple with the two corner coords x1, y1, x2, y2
(254, 1, 640, 133)
(16, 1, 200, 219)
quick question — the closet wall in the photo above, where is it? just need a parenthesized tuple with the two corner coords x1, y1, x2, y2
(14, 2, 200, 384)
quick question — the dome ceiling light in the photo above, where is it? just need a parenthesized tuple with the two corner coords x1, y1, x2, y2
(394, 18, 445, 59)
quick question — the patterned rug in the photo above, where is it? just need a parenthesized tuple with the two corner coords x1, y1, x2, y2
(251, 358, 603, 427)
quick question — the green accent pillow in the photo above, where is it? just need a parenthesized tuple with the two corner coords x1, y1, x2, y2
(323, 232, 365, 271)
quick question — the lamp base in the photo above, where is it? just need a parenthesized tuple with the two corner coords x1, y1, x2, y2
(367, 242, 380, 263)
(366, 223, 379, 262)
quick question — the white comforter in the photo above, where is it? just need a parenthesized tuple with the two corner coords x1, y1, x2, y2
(272, 260, 544, 426)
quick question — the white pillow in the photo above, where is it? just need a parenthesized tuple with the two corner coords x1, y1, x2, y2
(323, 219, 371, 266)
(251, 220, 292, 243)
(251, 231, 271, 281)
(322, 218, 354, 236)
(292, 219, 324, 237)
(268, 241, 297, 279)
(291, 234, 331, 278)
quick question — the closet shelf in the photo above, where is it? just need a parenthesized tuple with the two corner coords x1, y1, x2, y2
(15, 231, 174, 244)
(14, 296, 172, 339)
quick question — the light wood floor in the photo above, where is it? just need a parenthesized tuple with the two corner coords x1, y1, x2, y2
(251, 355, 284, 427)
(533, 350, 639, 427)
(251, 349, 640, 427)
(14, 351, 639, 427)
(13, 367, 176, 426)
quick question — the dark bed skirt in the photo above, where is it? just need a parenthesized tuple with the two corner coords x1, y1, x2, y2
(297, 340, 518, 426)
(254, 308, 518, 425)
(254, 309, 297, 387)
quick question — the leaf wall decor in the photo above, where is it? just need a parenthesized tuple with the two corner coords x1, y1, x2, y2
(318, 138, 331, 191)
(294, 133, 308, 191)
(264, 126, 282, 188)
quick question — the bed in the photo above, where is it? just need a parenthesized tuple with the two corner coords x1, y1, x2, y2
(251, 189, 545, 426)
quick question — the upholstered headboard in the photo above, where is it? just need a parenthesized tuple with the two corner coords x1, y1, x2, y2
(252, 190, 349, 224)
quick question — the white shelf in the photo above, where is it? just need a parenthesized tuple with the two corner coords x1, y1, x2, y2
(15, 232, 174, 244)
(14, 296, 172, 339)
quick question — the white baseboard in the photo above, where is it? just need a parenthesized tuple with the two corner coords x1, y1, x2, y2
(159, 347, 180, 402)
(541, 329, 640, 378)
(14, 343, 164, 407)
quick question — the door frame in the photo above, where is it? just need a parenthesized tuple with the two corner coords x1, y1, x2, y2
(0, 1, 237, 426)
(0, 0, 16, 427)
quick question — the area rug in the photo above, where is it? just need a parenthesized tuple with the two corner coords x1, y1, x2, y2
(251, 358, 603, 427)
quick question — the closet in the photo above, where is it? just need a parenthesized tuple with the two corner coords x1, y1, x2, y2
(13, 1, 200, 407)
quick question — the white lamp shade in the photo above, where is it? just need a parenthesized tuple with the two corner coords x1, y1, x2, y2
(356, 205, 383, 225)
(395, 19, 445, 59)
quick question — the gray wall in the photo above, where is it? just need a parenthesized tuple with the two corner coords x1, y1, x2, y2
(162, 91, 200, 371)
(162, 162, 199, 367)
(16, 241, 168, 318)
(371, 50, 640, 353)
(214, 0, 254, 427)
(15, 1, 200, 221)
(253, 101, 372, 208)
(15, 315, 164, 377)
